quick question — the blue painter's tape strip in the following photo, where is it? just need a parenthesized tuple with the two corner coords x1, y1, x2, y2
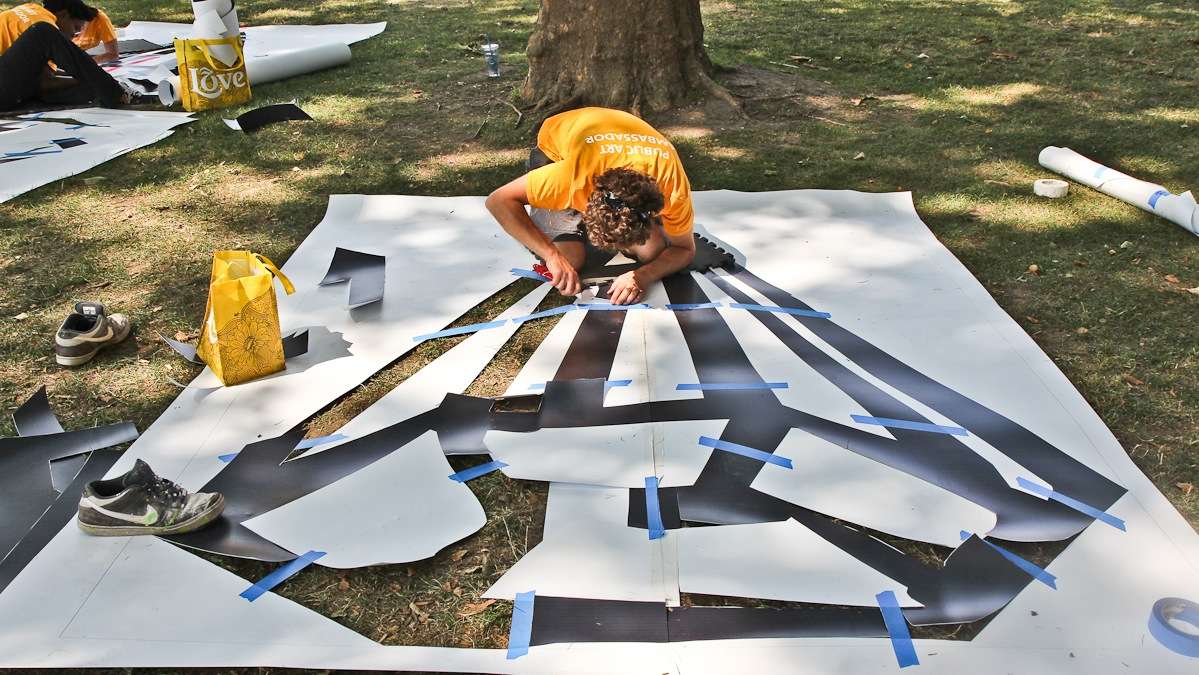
(529, 378, 631, 391)
(729, 302, 832, 319)
(676, 382, 789, 391)
(851, 414, 968, 436)
(576, 303, 652, 311)
(960, 531, 1057, 589)
(645, 476, 665, 540)
(1148, 189, 1171, 209)
(1148, 597, 1199, 657)
(218, 452, 239, 463)
(413, 319, 508, 342)
(698, 436, 793, 469)
(665, 302, 723, 310)
(1016, 477, 1126, 531)
(4, 147, 61, 158)
(449, 460, 508, 482)
(511, 304, 577, 323)
(877, 590, 919, 668)
(511, 267, 549, 281)
(507, 590, 536, 659)
(240, 550, 326, 601)
(294, 433, 349, 450)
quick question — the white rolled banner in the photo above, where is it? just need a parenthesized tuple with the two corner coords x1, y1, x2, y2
(193, 10, 238, 67)
(158, 75, 181, 106)
(1033, 178, 1069, 199)
(245, 43, 352, 86)
(1039, 146, 1199, 236)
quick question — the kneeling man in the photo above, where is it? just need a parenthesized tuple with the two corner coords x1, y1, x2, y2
(486, 107, 696, 305)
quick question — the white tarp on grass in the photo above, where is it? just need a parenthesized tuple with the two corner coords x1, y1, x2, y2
(0, 190, 1196, 674)
(0, 108, 194, 203)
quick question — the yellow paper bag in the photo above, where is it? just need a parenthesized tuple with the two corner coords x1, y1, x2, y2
(174, 36, 252, 112)
(196, 252, 295, 386)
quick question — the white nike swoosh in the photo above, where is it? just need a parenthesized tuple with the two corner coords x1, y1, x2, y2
(82, 499, 158, 525)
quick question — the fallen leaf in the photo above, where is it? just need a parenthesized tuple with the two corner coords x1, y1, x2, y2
(457, 598, 497, 618)
(972, 35, 992, 45)
(850, 95, 878, 106)
(1165, 274, 1181, 284)
(853, 152, 866, 160)
(461, 565, 483, 574)
(1119, 240, 1133, 249)
(13, 312, 29, 321)
(990, 50, 1017, 61)
(1027, 264, 1041, 275)
(1178, 483, 1194, 496)
(173, 331, 194, 342)
(1187, 287, 1199, 296)
(409, 602, 429, 621)
(917, 52, 930, 59)
(1075, 327, 1089, 335)
(338, 579, 351, 592)
(1121, 373, 1145, 387)
(787, 54, 813, 63)
(450, 549, 468, 561)
(1025, 316, 1040, 324)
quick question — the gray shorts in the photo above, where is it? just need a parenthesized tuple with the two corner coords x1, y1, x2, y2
(530, 207, 584, 243)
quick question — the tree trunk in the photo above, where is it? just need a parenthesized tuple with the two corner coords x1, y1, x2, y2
(523, 0, 733, 116)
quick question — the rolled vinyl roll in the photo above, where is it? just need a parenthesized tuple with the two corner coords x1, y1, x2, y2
(1039, 146, 1199, 236)
(245, 43, 352, 86)
(158, 75, 181, 106)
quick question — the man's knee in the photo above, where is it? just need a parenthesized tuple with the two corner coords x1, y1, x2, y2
(23, 21, 61, 41)
(554, 240, 586, 268)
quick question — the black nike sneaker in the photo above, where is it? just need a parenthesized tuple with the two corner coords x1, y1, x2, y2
(54, 301, 132, 367)
(77, 459, 225, 536)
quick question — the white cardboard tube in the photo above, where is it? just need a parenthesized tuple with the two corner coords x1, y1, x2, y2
(193, 10, 237, 67)
(245, 43, 352, 86)
(158, 76, 181, 106)
(1039, 146, 1199, 236)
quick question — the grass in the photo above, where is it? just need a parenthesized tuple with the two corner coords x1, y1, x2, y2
(1, 0, 1197, 662)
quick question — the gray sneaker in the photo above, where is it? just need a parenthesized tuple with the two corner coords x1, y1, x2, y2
(54, 302, 132, 366)
(77, 459, 225, 537)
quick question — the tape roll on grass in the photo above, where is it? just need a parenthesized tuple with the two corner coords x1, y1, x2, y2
(1033, 178, 1069, 198)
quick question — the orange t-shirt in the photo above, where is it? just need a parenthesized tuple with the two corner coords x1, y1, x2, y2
(526, 107, 694, 237)
(73, 9, 117, 51)
(0, 3, 56, 55)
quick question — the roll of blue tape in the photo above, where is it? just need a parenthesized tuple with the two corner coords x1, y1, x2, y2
(1148, 597, 1199, 658)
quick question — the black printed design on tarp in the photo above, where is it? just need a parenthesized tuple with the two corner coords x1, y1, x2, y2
(319, 247, 386, 308)
(170, 234, 1125, 640)
(0, 389, 137, 583)
(116, 39, 168, 55)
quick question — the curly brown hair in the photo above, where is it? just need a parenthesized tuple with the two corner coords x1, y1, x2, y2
(582, 168, 664, 251)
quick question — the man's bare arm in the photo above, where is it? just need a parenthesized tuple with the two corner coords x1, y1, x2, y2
(484, 175, 582, 296)
(635, 229, 696, 285)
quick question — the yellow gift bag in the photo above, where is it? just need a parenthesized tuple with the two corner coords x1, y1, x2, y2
(174, 36, 252, 112)
(196, 252, 295, 386)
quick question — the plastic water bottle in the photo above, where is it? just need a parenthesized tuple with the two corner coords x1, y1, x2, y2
(482, 36, 500, 78)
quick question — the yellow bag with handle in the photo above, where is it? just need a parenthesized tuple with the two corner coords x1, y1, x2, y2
(174, 35, 252, 112)
(196, 251, 295, 386)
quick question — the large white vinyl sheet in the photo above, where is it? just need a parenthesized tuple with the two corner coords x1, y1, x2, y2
(1, 190, 1197, 674)
(0, 108, 194, 203)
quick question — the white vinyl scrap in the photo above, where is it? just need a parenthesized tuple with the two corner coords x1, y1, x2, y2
(485, 419, 729, 488)
(1039, 146, 1199, 236)
(242, 431, 487, 568)
(676, 519, 921, 607)
(606, 282, 704, 407)
(0, 108, 194, 203)
(750, 429, 997, 548)
(484, 482, 681, 605)
(0, 190, 1196, 674)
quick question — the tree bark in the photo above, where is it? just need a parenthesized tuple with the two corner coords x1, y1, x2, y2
(523, 0, 733, 116)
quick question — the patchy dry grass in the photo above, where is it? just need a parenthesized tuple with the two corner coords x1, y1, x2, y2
(0, 0, 1196, 663)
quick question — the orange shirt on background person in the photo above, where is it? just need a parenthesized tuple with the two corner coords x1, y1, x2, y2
(0, 3, 57, 55)
(72, 8, 115, 51)
(526, 107, 695, 237)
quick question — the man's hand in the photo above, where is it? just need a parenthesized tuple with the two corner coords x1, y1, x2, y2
(609, 270, 645, 305)
(545, 250, 582, 297)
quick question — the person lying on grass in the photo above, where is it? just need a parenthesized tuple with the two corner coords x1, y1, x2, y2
(486, 106, 697, 305)
(0, 0, 128, 112)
